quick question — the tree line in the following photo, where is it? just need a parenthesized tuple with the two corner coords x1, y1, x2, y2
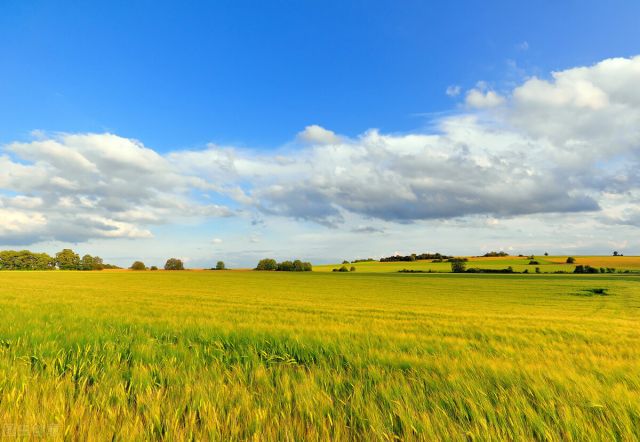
(255, 259, 312, 272)
(0, 249, 118, 271)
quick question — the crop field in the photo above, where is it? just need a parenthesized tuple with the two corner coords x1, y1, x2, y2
(315, 256, 640, 273)
(0, 271, 639, 440)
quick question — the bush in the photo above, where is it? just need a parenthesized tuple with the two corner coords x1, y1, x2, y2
(574, 265, 598, 274)
(450, 259, 467, 273)
(529, 260, 539, 265)
(216, 261, 226, 270)
(350, 266, 356, 272)
(130, 261, 147, 270)
(566, 257, 575, 264)
(535, 267, 541, 274)
(150, 266, 158, 271)
(164, 258, 185, 270)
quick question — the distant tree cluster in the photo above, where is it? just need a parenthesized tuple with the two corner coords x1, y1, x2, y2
(332, 265, 356, 272)
(0, 249, 110, 270)
(351, 258, 376, 263)
(380, 252, 452, 262)
(255, 258, 312, 271)
(0, 250, 55, 270)
(130, 261, 147, 270)
(164, 258, 185, 270)
(482, 251, 510, 257)
(574, 265, 616, 274)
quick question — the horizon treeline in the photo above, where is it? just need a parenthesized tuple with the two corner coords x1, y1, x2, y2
(0, 249, 119, 271)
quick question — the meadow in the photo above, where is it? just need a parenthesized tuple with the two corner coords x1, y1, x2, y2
(0, 270, 639, 440)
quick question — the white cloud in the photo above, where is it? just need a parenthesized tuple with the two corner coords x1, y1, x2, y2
(446, 85, 461, 97)
(0, 133, 233, 244)
(296, 125, 341, 145)
(465, 88, 506, 108)
(2, 55, 640, 259)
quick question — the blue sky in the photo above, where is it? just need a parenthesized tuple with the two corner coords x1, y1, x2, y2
(2, 0, 639, 149)
(1, 1, 640, 266)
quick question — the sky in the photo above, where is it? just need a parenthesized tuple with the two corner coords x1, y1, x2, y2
(1, 0, 640, 267)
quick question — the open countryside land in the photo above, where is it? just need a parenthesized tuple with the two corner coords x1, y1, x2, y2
(1, 265, 639, 440)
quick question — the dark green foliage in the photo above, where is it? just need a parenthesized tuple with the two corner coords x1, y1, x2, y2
(450, 259, 467, 273)
(255, 258, 277, 271)
(529, 260, 539, 265)
(149, 266, 158, 271)
(380, 252, 451, 262)
(81, 255, 104, 270)
(130, 261, 147, 271)
(0, 250, 56, 270)
(55, 249, 81, 270)
(466, 267, 515, 274)
(216, 261, 226, 270)
(164, 258, 185, 270)
(256, 258, 311, 271)
(535, 267, 541, 274)
(350, 266, 356, 272)
(574, 265, 599, 274)
(482, 251, 510, 257)
(566, 257, 575, 264)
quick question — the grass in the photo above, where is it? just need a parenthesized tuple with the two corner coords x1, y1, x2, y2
(315, 255, 640, 273)
(0, 270, 639, 440)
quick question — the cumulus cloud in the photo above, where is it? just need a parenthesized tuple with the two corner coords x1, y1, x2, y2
(2, 55, 640, 248)
(465, 88, 505, 108)
(296, 125, 341, 145)
(0, 133, 233, 244)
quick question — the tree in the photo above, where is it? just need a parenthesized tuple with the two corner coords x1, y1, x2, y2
(216, 261, 226, 270)
(55, 249, 80, 270)
(150, 266, 158, 271)
(130, 261, 147, 270)
(81, 254, 103, 271)
(350, 266, 356, 272)
(544, 252, 549, 256)
(255, 258, 277, 271)
(164, 258, 184, 270)
(566, 257, 575, 264)
(613, 251, 619, 256)
(450, 259, 466, 273)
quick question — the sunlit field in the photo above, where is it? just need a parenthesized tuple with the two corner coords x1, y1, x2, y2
(1, 271, 639, 440)
(315, 255, 640, 273)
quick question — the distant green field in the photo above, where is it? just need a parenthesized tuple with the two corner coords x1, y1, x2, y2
(0, 271, 639, 440)
(315, 255, 640, 273)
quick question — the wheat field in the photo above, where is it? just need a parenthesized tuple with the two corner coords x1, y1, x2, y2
(0, 270, 639, 440)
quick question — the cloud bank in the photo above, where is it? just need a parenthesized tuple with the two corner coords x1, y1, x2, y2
(1, 55, 639, 248)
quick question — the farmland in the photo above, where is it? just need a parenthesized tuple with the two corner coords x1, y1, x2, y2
(315, 255, 640, 273)
(0, 270, 639, 440)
